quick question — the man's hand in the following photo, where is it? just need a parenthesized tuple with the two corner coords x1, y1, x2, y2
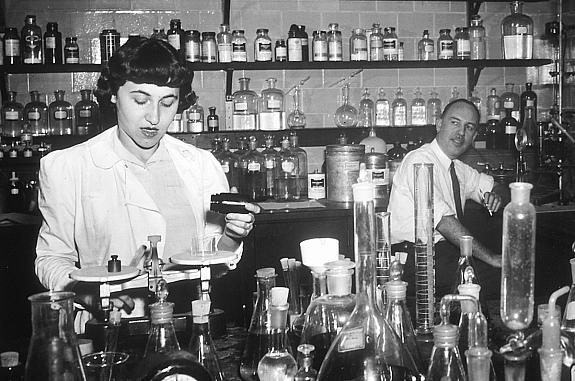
(484, 253, 502, 268)
(224, 202, 260, 241)
(483, 191, 502, 213)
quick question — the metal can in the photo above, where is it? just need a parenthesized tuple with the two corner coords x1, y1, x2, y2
(326, 144, 365, 204)
(100, 29, 120, 64)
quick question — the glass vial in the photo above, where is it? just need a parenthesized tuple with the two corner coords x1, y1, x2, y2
(75, 89, 100, 135)
(232, 77, 258, 130)
(185, 30, 202, 62)
(207, 106, 219, 132)
(327, 23, 342, 62)
(217, 24, 232, 63)
(294, 344, 317, 381)
(289, 133, 308, 200)
(22, 15, 42, 64)
(275, 39, 287, 62)
(369, 24, 384, 62)
(186, 98, 205, 133)
(418, 29, 434, 61)
(375, 88, 391, 127)
(201, 32, 217, 63)
(4, 27, 21, 65)
(501, 82, 520, 121)
(520, 82, 537, 125)
(288, 24, 303, 62)
(501, 1, 533, 59)
(255, 28, 273, 62)
(44, 22, 62, 64)
(232, 29, 247, 62)
(24, 91, 48, 136)
(437, 29, 454, 60)
(48, 90, 73, 135)
(392, 87, 407, 127)
(261, 136, 279, 199)
(167, 18, 184, 56)
(64, 37, 79, 64)
(486, 88, 501, 121)
(469, 15, 486, 60)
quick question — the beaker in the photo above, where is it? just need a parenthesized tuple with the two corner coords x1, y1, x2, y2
(83, 351, 129, 381)
(25, 291, 87, 381)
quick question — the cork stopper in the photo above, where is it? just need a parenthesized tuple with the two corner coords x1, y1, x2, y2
(459, 236, 473, 257)
(270, 303, 289, 329)
(352, 182, 374, 202)
(256, 267, 276, 278)
(192, 300, 211, 324)
(149, 301, 175, 324)
(386, 280, 407, 300)
(325, 259, 355, 296)
(270, 287, 289, 306)
(458, 283, 481, 313)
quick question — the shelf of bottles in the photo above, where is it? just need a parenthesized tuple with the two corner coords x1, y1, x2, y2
(0, 59, 553, 74)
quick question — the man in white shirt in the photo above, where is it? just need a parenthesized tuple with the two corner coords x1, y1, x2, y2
(388, 99, 504, 299)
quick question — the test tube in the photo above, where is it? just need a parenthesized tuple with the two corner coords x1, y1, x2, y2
(375, 211, 392, 311)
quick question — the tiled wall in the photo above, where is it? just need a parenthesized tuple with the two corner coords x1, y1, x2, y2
(3, 0, 570, 170)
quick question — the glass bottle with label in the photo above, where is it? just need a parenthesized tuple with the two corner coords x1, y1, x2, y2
(49, 90, 73, 135)
(185, 30, 201, 62)
(186, 98, 205, 133)
(219, 138, 239, 190)
(167, 18, 184, 56)
(500, 107, 519, 151)
(22, 15, 42, 64)
(261, 136, 279, 199)
(486, 88, 501, 122)
(350, 28, 368, 61)
(392, 87, 407, 127)
(334, 84, 358, 128)
(275, 39, 287, 62)
(207, 106, 219, 132)
(358, 88, 374, 128)
(454, 27, 471, 60)
(232, 77, 258, 130)
(259, 78, 284, 131)
(239, 136, 267, 202)
(382, 27, 396, 61)
(418, 29, 434, 61)
(289, 132, 308, 200)
(201, 32, 217, 63)
(313, 30, 328, 62)
(255, 28, 273, 62)
(427, 89, 442, 125)
(437, 29, 454, 60)
(501, 83, 520, 121)
(411, 88, 427, 126)
(64, 36, 79, 64)
(317, 182, 421, 380)
(389, 27, 400, 61)
(232, 29, 247, 62)
(4, 27, 21, 65)
(370, 24, 384, 62)
(2, 91, 24, 137)
(44, 22, 62, 64)
(327, 23, 343, 62)
(299, 25, 309, 62)
(288, 24, 303, 62)
(276, 137, 299, 201)
(469, 15, 486, 60)
(501, 0, 533, 59)
(520, 82, 537, 124)
(74, 89, 100, 135)
(288, 85, 306, 129)
(216, 24, 232, 63)
(24, 91, 48, 136)
(375, 88, 391, 127)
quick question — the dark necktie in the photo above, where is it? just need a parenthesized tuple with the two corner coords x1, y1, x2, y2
(450, 161, 464, 220)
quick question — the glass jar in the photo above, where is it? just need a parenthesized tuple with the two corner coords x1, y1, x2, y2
(254, 28, 273, 62)
(392, 87, 407, 127)
(167, 18, 184, 54)
(469, 15, 486, 60)
(207, 106, 219, 132)
(186, 99, 205, 133)
(185, 30, 202, 62)
(520, 82, 537, 124)
(383, 27, 398, 61)
(276, 137, 298, 201)
(312, 30, 328, 62)
(370, 24, 384, 62)
(259, 78, 284, 131)
(438, 28, 454, 59)
(232, 30, 247, 62)
(24, 90, 48, 136)
(501, 83, 520, 121)
(358, 88, 374, 128)
(454, 27, 471, 60)
(49, 90, 73, 135)
(21, 15, 42, 64)
(232, 77, 258, 130)
(487, 88, 501, 121)
(350, 28, 368, 61)
(410, 88, 427, 126)
(2, 91, 24, 137)
(218, 138, 239, 189)
(275, 39, 287, 62)
(64, 36, 79, 64)
(217, 24, 232, 63)
(327, 23, 342, 62)
(75, 89, 100, 135)
(375, 88, 390, 127)
(334, 84, 358, 128)
(239, 136, 267, 202)
(44, 22, 62, 64)
(288, 24, 303, 62)
(501, 1, 533, 59)
(418, 29, 434, 61)
(201, 32, 217, 63)
(427, 90, 442, 125)
(4, 27, 21, 65)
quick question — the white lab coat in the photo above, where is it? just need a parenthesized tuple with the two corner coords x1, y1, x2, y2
(35, 127, 235, 292)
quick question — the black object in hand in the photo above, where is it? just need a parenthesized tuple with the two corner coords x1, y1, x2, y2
(210, 193, 251, 214)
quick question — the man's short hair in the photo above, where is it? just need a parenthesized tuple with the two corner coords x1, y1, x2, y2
(441, 98, 480, 123)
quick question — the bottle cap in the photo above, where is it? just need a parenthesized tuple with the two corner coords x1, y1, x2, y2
(386, 280, 407, 299)
(256, 267, 276, 278)
(352, 182, 374, 202)
(270, 287, 289, 306)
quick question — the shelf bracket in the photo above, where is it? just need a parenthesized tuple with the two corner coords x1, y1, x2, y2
(467, 66, 483, 97)
(469, 0, 482, 18)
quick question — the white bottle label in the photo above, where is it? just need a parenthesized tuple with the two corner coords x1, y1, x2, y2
(185, 41, 201, 62)
(11, 188, 19, 195)
(221, 163, 230, 173)
(265, 159, 275, 169)
(234, 102, 248, 111)
(313, 40, 328, 61)
(188, 111, 201, 120)
(375, 103, 390, 126)
(218, 43, 232, 62)
(328, 41, 342, 61)
(255, 40, 272, 61)
(27, 111, 40, 121)
(282, 161, 295, 173)
(439, 41, 454, 58)
(232, 114, 256, 130)
(5, 39, 20, 56)
(247, 162, 261, 172)
(5, 111, 19, 120)
(383, 39, 397, 60)
(503, 35, 533, 59)
(351, 39, 368, 61)
(411, 105, 427, 125)
(338, 327, 365, 353)
(287, 38, 302, 61)
(393, 106, 407, 126)
(54, 110, 68, 120)
(308, 173, 325, 199)
(168, 34, 180, 50)
(504, 101, 514, 109)
(458, 40, 471, 55)
(267, 99, 281, 109)
(526, 100, 534, 107)
(79, 109, 92, 118)
(505, 125, 517, 134)
(46, 36, 56, 49)
(232, 42, 247, 61)
(369, 168, 389, 186)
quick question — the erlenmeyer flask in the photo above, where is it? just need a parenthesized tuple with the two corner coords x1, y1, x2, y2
(25, 291, 87, 380)
(426, 324, 466, 381)
(188, 300, 225, 381)
(317, 182, 422, 380)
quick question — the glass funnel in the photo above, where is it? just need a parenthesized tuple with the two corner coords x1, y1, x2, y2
(334, 84, 358, 128)
(317, 182, 421, 380)
(25, 291, 86, 380)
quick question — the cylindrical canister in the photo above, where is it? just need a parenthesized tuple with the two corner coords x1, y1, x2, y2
(363, 151, 389, 208)
(100, 29, 120, 64)
(326, 144, 365, 203)
(308, 172, 326, 200)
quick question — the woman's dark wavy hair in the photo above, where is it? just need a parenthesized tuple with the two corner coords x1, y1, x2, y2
(95, 37, 196, 115)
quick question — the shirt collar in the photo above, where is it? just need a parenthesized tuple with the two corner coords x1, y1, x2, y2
(111, 129, 169, 167)
(430, 139, 453, 171)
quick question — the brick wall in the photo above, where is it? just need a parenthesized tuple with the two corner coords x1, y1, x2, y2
(3, 0, 568, 170)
